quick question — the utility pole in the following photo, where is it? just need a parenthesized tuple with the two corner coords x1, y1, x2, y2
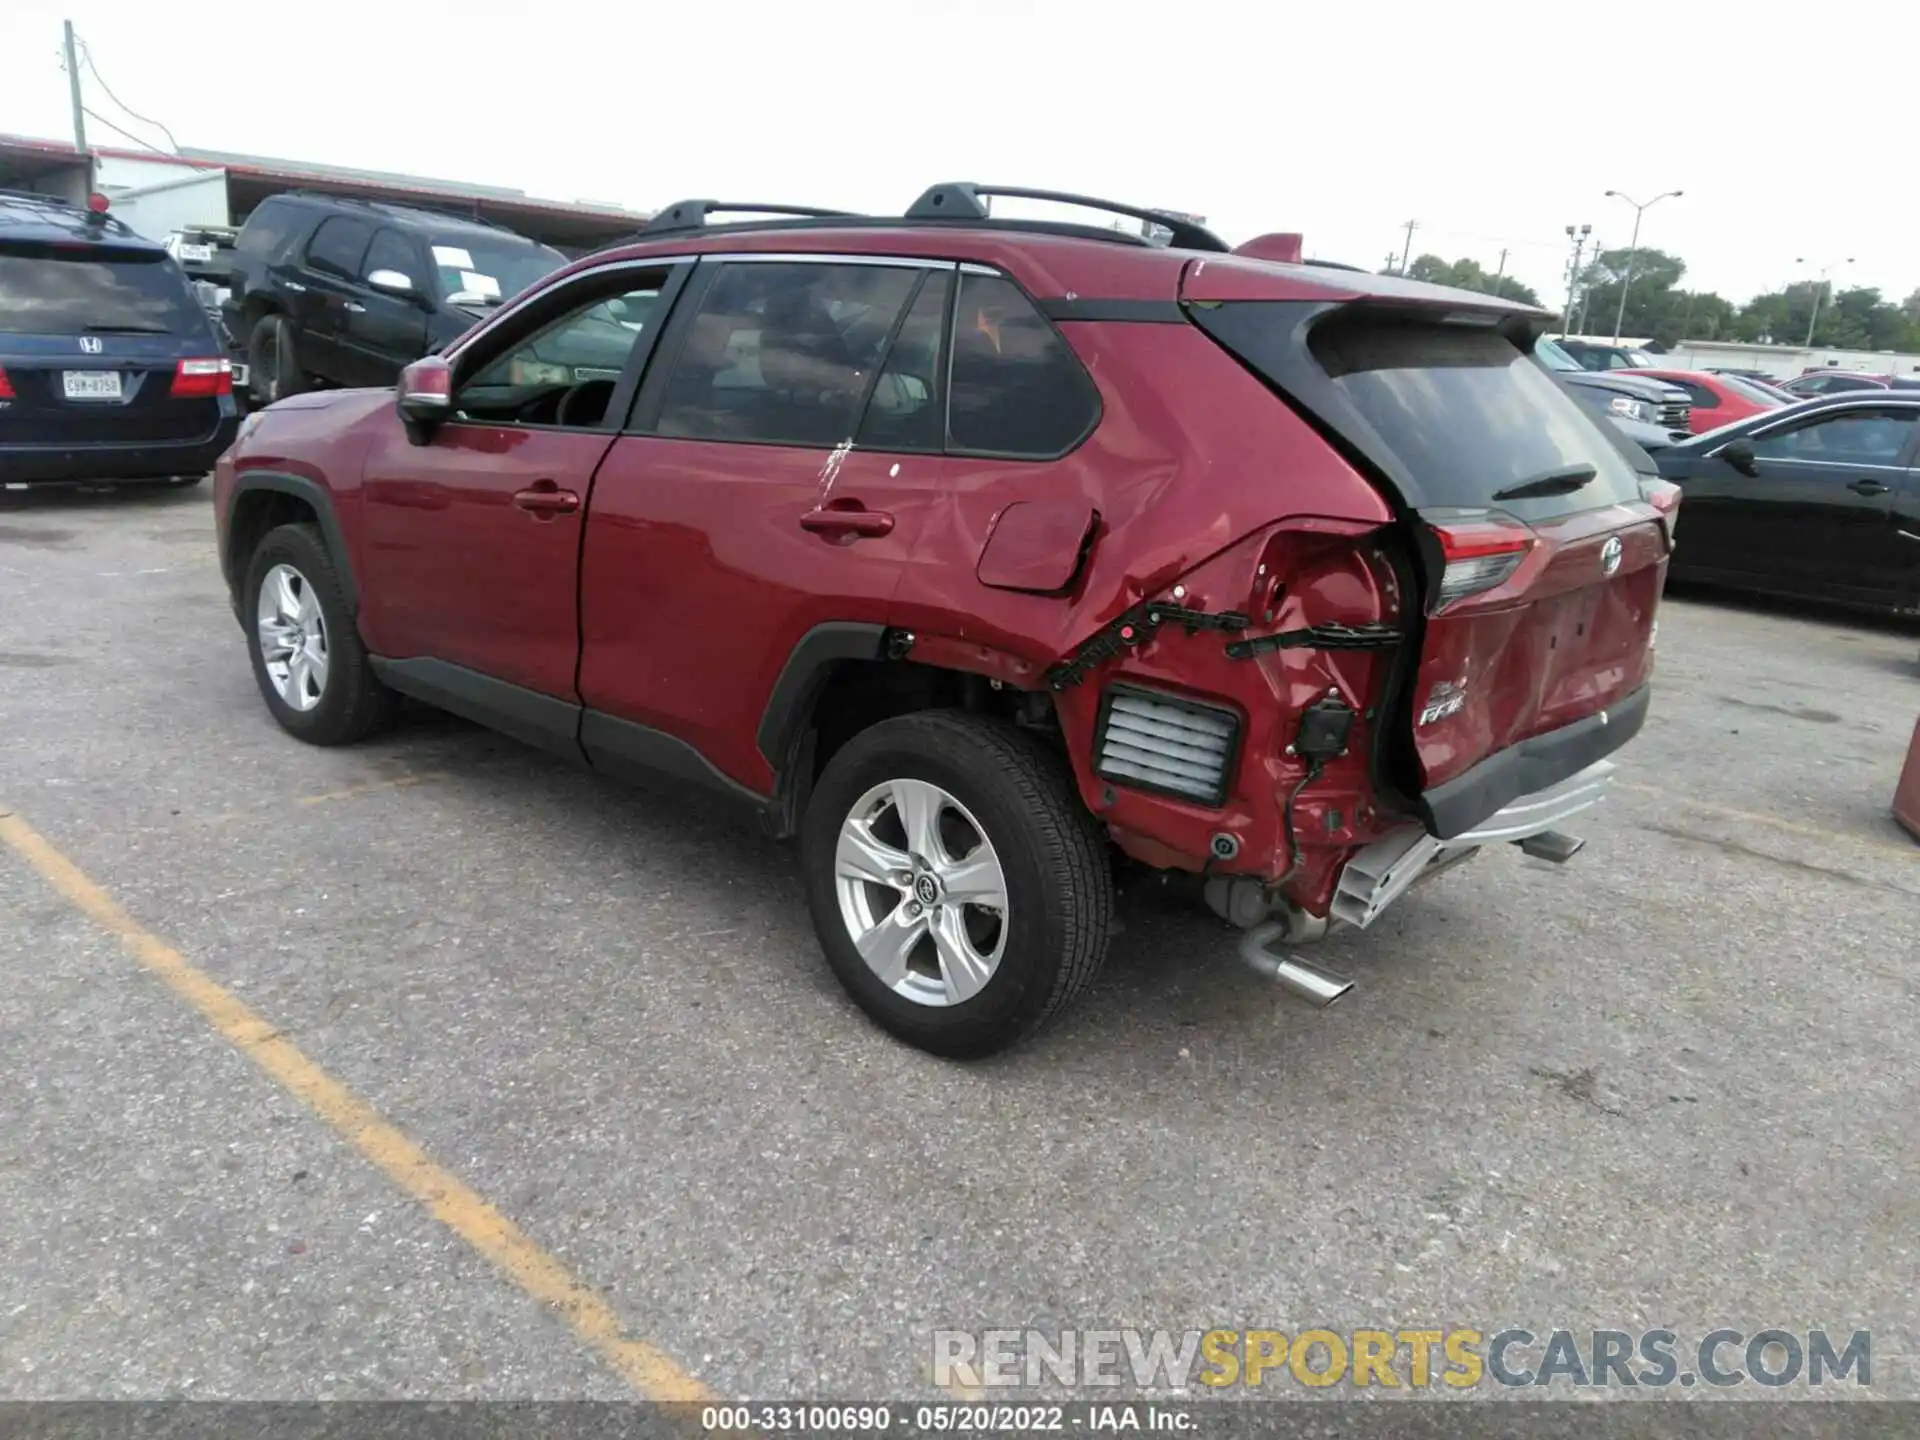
(1562, 224, 1591, 333)
(1398, 220, 1418, 276)
(1797, 256, 1855, 348)
(1491, 248, 1508, 295)
(1604, 188, 1683, 342)
(63, 19, 87, 153)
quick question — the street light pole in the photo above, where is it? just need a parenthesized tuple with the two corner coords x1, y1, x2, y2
(1604, 188, 1683, 343)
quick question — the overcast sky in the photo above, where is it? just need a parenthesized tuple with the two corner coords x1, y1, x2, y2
(5, 0, 1916, 312)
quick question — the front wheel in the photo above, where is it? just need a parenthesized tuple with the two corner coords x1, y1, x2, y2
(242, 522, 396, 746)
(801, 711, 1113, 1058)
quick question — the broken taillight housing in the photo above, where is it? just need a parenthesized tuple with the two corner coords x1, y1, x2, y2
(0, 365, 13, 399)
(1641, 476, 1682, 545)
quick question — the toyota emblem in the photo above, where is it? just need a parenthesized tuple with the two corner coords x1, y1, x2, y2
(78, 336, 103, 354)
(1600, 536, 1623, 577)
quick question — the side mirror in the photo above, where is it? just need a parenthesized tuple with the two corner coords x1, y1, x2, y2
(397, 355, 453, 443)
(1719, 440, 1758, 476)
(367, 268, 419, 300)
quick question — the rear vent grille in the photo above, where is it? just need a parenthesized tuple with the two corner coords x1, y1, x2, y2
(1095, 686, 1239, 805)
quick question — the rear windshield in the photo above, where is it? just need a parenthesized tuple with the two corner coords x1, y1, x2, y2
(0, 245, 204, 337)
(1309, 316, 1646, 520)
(1722, 375, 1790, 407)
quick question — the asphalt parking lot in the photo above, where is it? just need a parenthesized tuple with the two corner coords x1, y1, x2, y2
(2, 481, 1917, 1401)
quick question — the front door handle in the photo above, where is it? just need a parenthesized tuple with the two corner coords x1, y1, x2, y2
(1847, 477, 1891, 496)
(512, 481, 580, 517)
(343, 301, 367, 314)
(800, 504, 894, 539)
(283, 280, 306, 293)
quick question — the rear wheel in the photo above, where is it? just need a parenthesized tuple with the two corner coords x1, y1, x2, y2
(247, 314, 308, 405)
(801, 711, 1113, 1058)
(242, 522, 396, 745)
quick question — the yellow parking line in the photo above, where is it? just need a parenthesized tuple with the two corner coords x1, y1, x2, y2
(0, 808, 711, 1402)
(1617, 781, 1917, 859)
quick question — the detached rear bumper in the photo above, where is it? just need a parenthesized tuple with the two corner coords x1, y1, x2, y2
(1331, 759, 1617, 930)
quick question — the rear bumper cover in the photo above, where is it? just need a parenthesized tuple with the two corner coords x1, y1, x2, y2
(1419, 684, 1649, 841)
(1332, 758, 1618, 929)
(1, 423, 238, 484)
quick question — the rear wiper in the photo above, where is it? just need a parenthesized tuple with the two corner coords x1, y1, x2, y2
(1491, 463, 1597, 502)
(82, 322, 169, 334)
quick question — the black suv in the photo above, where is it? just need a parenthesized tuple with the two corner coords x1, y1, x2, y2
(0, 190, 239, 487)
(221, 193, 569, 404)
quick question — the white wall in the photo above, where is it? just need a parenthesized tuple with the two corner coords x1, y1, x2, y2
(104, 170, 231, 243)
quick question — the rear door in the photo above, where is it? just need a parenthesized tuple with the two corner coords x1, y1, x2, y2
(1185, 279, 1667, 833)
(576, 255, 940, 794)
(293, 215, 374, 379)
(0, 241, 226, 453)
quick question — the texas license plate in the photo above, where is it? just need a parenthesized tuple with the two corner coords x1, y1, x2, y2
(63, 371, 123, 401)
(176, 243, 214, 263)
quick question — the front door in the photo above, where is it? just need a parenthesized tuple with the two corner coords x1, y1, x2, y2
(341, 228, 430, 388)
(1730, 404, 1918, 604)
(358, 262, 681, 703)
(576, 256, 950, 794)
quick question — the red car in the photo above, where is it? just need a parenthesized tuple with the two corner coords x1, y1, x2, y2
(1632, 368, 1793, 435)
(213, 184, 1674, 1056)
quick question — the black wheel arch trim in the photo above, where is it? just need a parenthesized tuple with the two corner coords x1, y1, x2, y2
(226, 471, 358, 614)
(1419, 683, 1650, 840)
(755, 622, 891, 769)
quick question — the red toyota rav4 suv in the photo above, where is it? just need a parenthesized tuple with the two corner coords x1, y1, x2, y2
(213, 186, 1675, 1057)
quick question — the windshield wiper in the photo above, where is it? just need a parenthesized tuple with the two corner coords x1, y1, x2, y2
(82, 322, 170, 334)
(1491, 463, 1597, 502)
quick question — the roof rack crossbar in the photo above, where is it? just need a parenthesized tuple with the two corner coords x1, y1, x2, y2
(640, 200, 861, 235)
(905, 183, 1229, 253)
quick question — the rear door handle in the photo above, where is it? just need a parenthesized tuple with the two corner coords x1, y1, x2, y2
(512, 482, 580, 517)
(800, 505, 894, 539)
(343, 301, 366, 314)
(1847, 477, 1891, 496)
(282, 280, 306, 293)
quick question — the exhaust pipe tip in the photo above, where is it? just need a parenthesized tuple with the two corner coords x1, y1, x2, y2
(1237, 923, 1355, 1007)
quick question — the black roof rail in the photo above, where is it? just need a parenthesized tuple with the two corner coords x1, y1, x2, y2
(275, 189, 519, 234)
(905, 183, 1229, 253)
(0, 186, 79, 208)
(639, 199, 861, 236)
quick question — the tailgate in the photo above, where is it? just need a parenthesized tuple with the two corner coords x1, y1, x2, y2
(1183, 275, 1671, 835)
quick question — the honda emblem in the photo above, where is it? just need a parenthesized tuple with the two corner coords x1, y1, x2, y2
(1600, 536, 1623, 577)
(78, 336, 103, 354)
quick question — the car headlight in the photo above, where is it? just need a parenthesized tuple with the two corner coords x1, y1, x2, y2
(1607, 395, 1652, 422)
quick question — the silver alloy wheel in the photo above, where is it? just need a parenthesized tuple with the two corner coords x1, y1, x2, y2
(834, 777, 1009, 1007)
(255, 562, 329, 712)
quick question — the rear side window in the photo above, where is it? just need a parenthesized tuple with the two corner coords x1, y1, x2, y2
(655, 261, 920, 448)
(0, 245, 204, 337)
(1305, 315, 1644, 519)
(947, 273, 1099, 457)
(306, 217, 374, 279)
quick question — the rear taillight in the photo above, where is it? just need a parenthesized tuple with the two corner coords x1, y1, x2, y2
(0, 365, 12, 399)
(1641, 477, 1681, 544)
(170, 357, 232, 398)
(1429, 521, 1534, 610)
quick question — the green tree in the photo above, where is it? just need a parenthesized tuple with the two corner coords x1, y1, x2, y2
(1571, 247, 1686, 339)
(1401, 253, 1540, 306)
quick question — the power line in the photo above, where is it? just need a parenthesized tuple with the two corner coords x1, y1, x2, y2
(77, 37, 180, 153)
(81, 106, 170, 155)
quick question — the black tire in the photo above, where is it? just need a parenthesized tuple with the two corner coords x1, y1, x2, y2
(247, 314, 307, 405)
(241, 522, 397, 746)
(801, 711, 1113, 1058)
